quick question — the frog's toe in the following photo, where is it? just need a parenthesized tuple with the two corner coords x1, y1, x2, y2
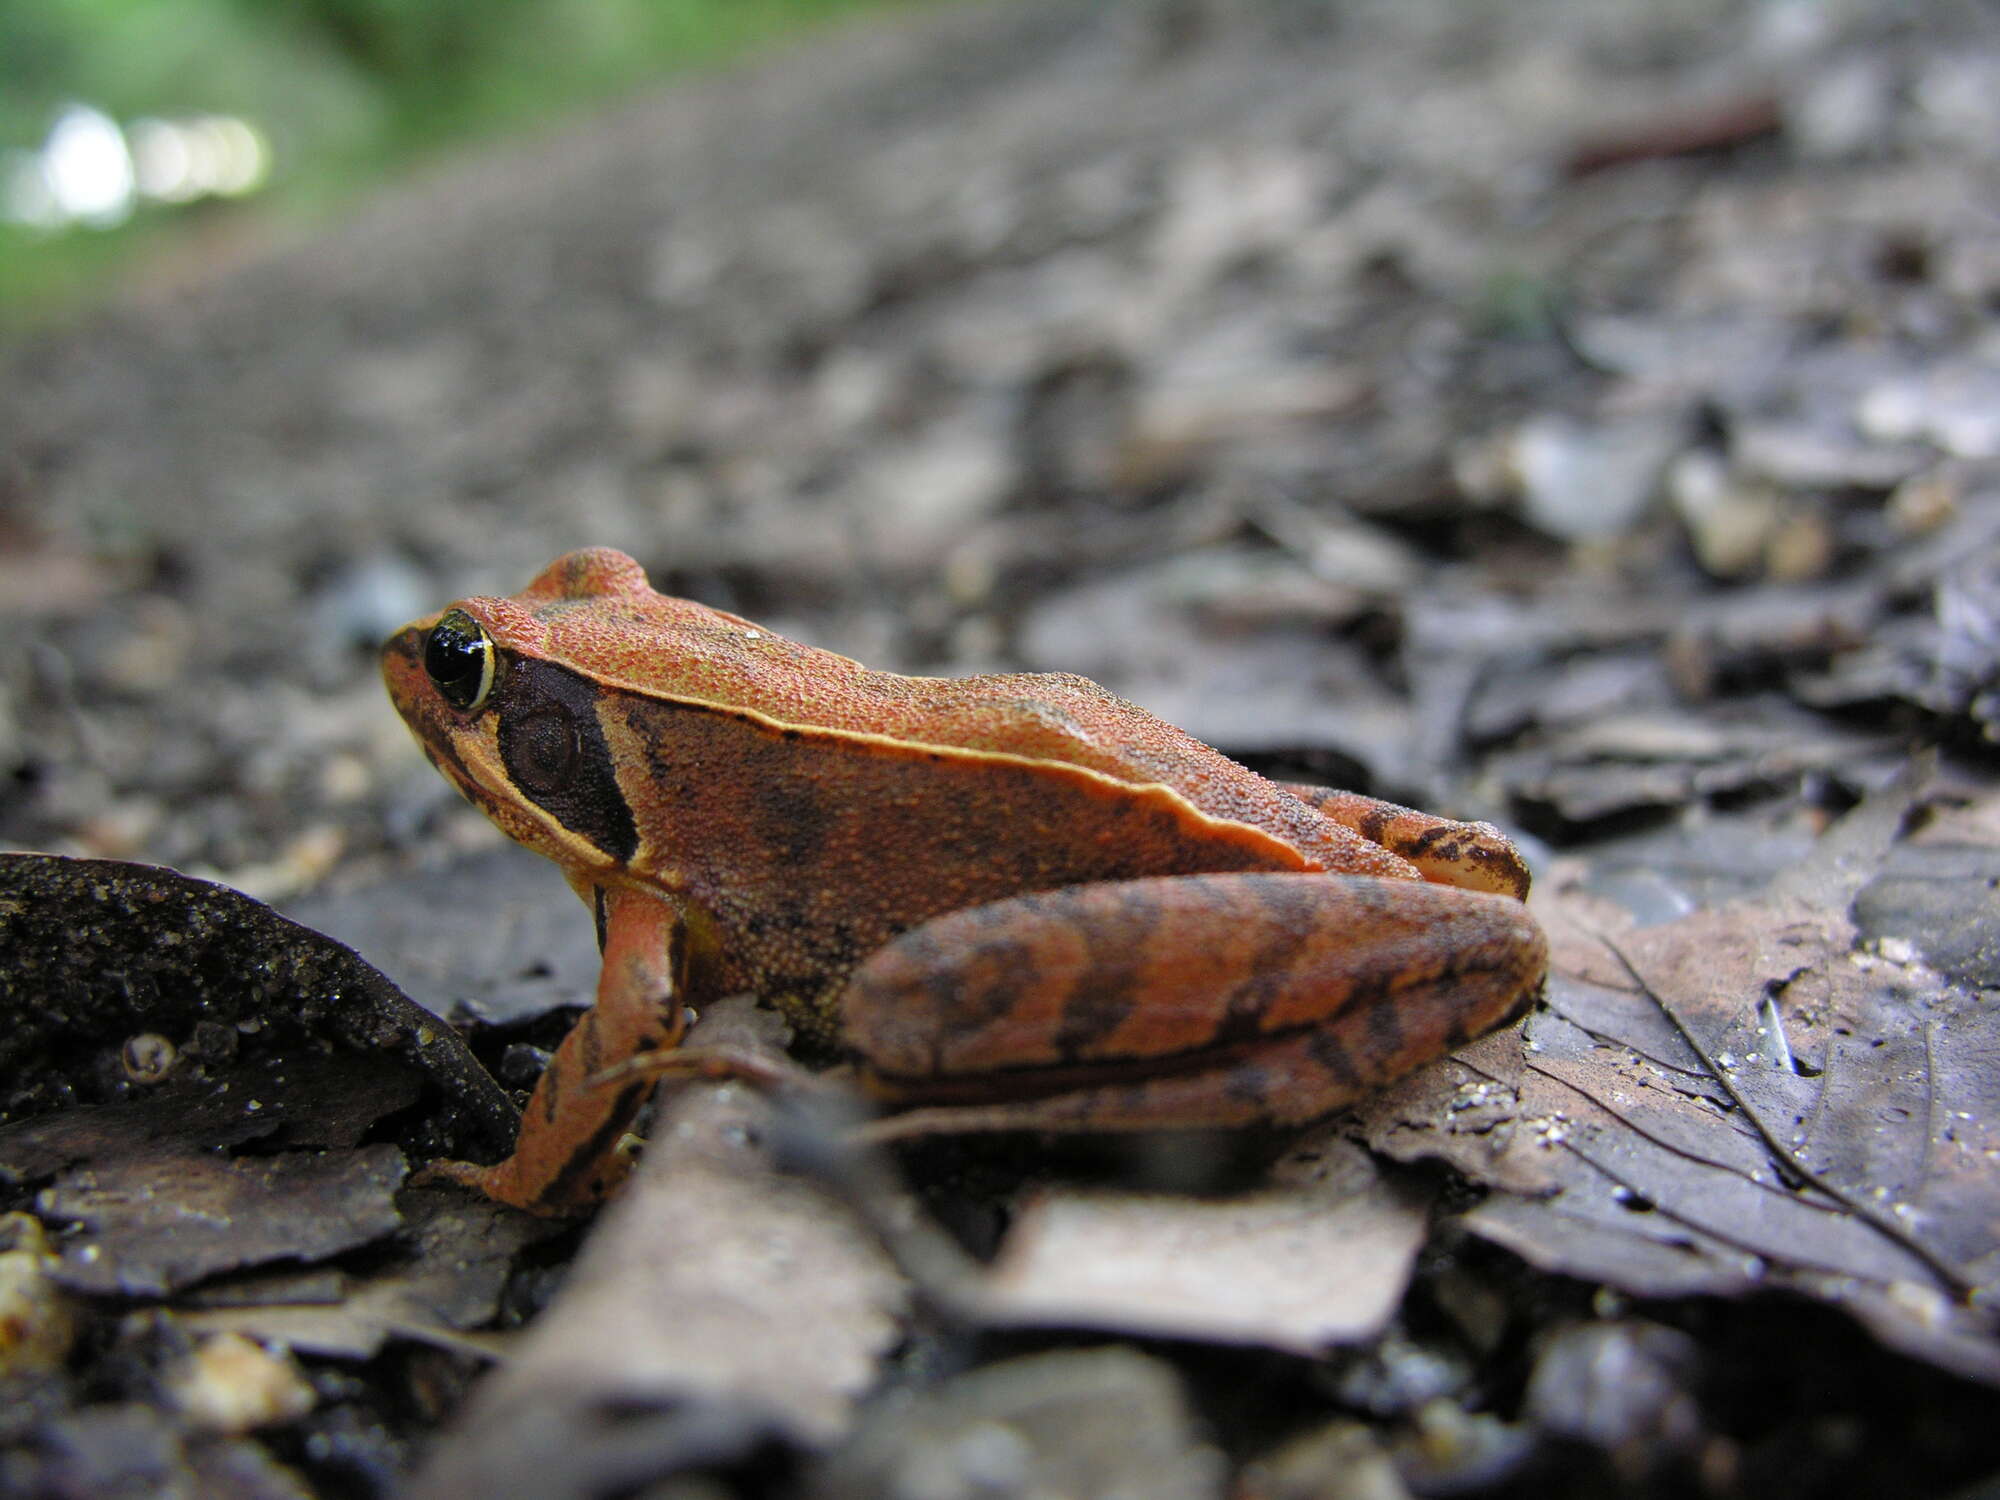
(410, 1156, 507, 1198)
(411, 1154, 614, 1218)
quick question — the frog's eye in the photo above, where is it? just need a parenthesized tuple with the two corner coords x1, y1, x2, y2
(424, 609, 496, 712)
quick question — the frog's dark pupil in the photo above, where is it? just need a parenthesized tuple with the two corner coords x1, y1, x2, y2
(425, 612, 491, 709)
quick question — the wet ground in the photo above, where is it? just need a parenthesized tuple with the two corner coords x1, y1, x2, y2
(3, 1, 1999, 1495)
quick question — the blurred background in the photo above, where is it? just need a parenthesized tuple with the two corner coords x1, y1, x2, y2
(0, 0, 930, 323)
(2, 0, 1995, 892)
(5, 5, 2000, 1493)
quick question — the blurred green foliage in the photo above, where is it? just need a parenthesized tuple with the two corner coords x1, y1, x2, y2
(0, 0, 935, 326)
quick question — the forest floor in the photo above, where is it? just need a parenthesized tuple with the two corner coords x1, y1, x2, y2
(3, 1, 1999, 1496)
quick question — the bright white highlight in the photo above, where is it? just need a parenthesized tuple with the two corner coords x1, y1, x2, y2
(5, 103, 272, 231)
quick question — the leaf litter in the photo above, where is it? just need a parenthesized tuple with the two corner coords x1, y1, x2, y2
(981, 1130, 1431, 1355)
(408, 997, 908, 1499)
(14, 794, 1996, 1489)
(6, 0, 2000, 1487)
(1360, 770, 2000, 1384)
(0, 855, 563, 1487)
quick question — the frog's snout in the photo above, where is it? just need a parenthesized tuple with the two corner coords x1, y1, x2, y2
(379, 622, 429, 714)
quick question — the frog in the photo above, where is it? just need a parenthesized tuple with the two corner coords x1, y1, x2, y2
(383, 548, 1546, 1214)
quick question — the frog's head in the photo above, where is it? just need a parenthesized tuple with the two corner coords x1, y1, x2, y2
(382, 548, 657, 872)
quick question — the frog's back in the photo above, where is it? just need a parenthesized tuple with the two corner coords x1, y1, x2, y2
(494, 547, 1414, 878)
(856, 667, 1317, 847)
(633, 639, 1380, 872)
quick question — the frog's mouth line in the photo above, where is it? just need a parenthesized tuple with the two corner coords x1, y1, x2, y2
(382, 623, 492, 807)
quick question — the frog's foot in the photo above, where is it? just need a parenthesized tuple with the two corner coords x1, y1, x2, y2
(1282, 784, 1533, 899)
(592, 1046, 884, 1161)
(412, 1134, 641, 1217)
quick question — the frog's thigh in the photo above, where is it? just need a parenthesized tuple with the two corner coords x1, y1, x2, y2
(843, 873, 1545, 1129)
(1282, 784, 1531, 900)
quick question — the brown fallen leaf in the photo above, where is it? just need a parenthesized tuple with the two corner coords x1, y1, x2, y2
(4, 1051, 426, 1300)
(1359, 768, 2000, 1384)
(1493, 702, 1897, 825)
(0, 1052, 422, 1187)
(981, 1128, 1430, 1355)
(178, 1188, 555, 1360)
(409, 998, 908, 1500)
(44, 1144, 407, 1299)
(814, 1346, 1227, 1500)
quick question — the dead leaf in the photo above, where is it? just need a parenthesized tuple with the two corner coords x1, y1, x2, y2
(1854, 841, 2000, 988)
(44, 1144, 407, 1298)
(982, 1129, 1430, 1354)
(178, 1188, 556, 1360)
(1360, 775, 2000, 1384)
(814, 1347, 1227, 1500)
(0, 1052, 422, 1187)
(1495, 703, 1896, 825)
(1, 1046, 427, 1299)
(410, 999, 908, 1498)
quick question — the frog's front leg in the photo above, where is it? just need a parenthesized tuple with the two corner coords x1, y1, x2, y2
(429, 884, 688, 1215)
(842, 873, 1544, 1136)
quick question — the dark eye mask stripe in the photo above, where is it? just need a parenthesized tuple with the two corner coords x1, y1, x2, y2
(495, 656, 638, 862)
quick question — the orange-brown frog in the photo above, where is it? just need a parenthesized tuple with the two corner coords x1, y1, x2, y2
(383, 548, 1545, 1213)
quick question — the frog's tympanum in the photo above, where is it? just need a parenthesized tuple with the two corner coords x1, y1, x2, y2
(384, 549, 1547, 1214)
